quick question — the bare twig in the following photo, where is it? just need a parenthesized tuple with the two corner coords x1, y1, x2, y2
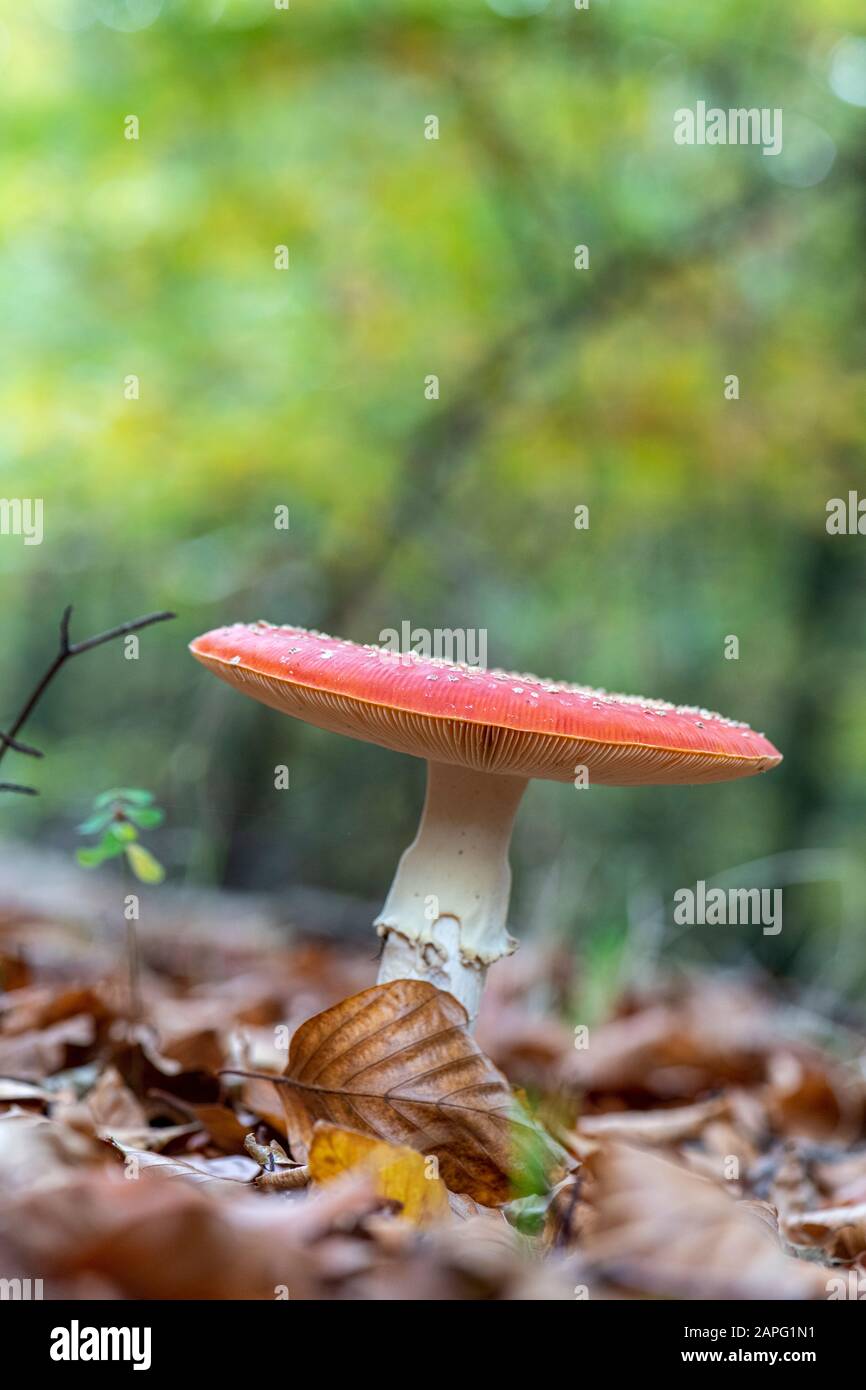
(0, 732, 42, 757)
(0, 606, 176, 796)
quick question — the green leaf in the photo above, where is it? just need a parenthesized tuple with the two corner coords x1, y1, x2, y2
(126, 807, 164, 829)
(77, 847, 106, 868)
(125, 843, 165, 884)
(106, 821, 137, 844)
(119, 788, 156, 807)
(96, 829, 128, 859)
(94, 788, 155, 810)
(77, 811, 114, 835)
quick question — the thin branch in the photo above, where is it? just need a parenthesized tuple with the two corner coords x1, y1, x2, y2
(0, 606, 176, 796)
(67, 609, 176, 658)
(0, 732, 42, 758)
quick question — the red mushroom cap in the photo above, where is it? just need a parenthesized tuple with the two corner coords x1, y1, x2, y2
(189, 622, 782, 786)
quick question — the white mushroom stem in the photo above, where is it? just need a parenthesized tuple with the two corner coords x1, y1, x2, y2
(375, 761, 528, 1024)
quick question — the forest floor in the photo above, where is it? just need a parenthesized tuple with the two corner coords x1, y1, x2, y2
(1, 883, 865, 1302)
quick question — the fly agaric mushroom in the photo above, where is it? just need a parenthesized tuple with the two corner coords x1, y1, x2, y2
(190, 622, 781, 1022)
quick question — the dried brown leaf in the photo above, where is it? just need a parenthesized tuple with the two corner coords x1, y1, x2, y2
(105, 1140, 252, 1195)
(0, 1113, 102, 1193)
(584, 1142, 829, 1300)
(577, 1096, 729, 1145)
(785, 1201, 866, 1259)
(270, 979, 563, 1206)
(0, 1169, 371, 1299)
(86, 1066, 147, 1132)
(0, 1014, 95, 1078)
(765, 1049, 865, 1143)
(188, 1102, 250, 1152)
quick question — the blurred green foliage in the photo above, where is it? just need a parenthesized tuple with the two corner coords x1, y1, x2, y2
(77, 787, 165, 881)
(1, 0, 864, 994)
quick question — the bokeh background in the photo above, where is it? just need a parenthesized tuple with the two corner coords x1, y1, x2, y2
(1, 0, 865, 1010)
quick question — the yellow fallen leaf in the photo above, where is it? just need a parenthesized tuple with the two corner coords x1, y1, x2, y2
(309, 1123, 449, 1227)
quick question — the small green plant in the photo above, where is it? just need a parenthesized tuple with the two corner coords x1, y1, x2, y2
(77, 788, 165, 883)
